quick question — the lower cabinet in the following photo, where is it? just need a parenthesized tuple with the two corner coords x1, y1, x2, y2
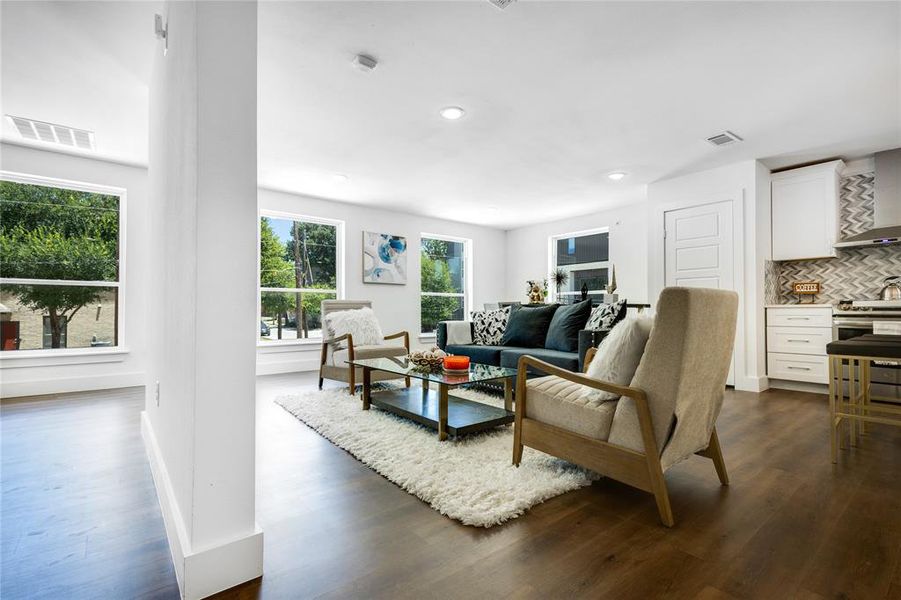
(766, 306, 833, 384)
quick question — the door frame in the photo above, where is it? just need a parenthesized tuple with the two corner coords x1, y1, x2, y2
(650, 192, 747, 390)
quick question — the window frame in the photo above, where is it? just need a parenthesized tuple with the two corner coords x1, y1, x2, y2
(257, 209, 345, 348)
(0, 170, 127, 359)
(547, 226, 610, 303)
(419, 232, 472, 337)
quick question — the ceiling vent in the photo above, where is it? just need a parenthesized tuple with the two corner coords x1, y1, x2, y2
(706, 131, 743, 147)
(6, 115, 95, 151)
(487, 0, 516, 9)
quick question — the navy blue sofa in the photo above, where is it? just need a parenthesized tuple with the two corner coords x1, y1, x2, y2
(436, 302, 628, 374)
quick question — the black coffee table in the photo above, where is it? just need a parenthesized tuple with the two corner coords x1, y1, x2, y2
(347, 357, 517, 441)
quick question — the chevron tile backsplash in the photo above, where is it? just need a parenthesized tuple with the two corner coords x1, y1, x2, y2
(770, 171, 901, 304)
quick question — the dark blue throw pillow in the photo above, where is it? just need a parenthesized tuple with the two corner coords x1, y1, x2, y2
(500, 304, 560, 348)
(544, 300, 592, 352)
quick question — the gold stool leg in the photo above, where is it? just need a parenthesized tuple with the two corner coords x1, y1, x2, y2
(862, 360, 871, 435)
(830, 356, 838, 464)
(850, 358, 858, 448)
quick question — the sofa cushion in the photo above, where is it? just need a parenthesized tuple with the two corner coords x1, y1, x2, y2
(445, 344, 504, 366)
(499, 347, 579, 373)
(525, 375, 617, 440)
(585, 300, 626, 331)
(332, 343, 406, 366)
(544, 300, 592, 352)
(501, 304, 559, 348)
(471, 307, 511, 345)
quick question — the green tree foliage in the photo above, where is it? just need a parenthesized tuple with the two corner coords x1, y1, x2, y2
(420, 239, 463, 333)
(259, 218, 337, 339)
(0, 181, 119, 348)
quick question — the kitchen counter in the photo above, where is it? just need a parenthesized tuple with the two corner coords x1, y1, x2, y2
(765, 304, 833, 309)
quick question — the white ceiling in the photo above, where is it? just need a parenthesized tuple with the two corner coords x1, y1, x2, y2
(1, 1, 157, 166)
(2, 1, 899, 229)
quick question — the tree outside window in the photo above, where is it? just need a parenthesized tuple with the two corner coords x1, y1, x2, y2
(0, 177, 121, 351)
(420, 237, 467, 334)
(259, 215, 341, 342)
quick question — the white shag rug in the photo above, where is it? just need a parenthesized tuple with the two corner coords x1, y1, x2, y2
(275, 385, 599, 527)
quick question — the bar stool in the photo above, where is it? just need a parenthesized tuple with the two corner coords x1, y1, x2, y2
(826, 334, 901, 463)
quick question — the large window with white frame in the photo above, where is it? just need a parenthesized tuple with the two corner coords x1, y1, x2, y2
(550, 228, 610, 303)
(420, 235, 469, 334)
(0, 172, 124, 352)
(259, 212, 343, 343)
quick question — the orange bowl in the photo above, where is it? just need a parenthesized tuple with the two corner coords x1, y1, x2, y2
(443, 355, 470, 370)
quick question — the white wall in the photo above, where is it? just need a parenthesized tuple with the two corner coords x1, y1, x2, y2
(143, 2, 262, 598)
(0, 143, 150, 398)
(504, 202, 650, 305)
(257, 188, 508, 374)
(646, 160, 770, 392)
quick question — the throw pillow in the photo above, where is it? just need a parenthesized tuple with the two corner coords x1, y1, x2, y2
(324, 307, 384, 350)
(544, 300, 592, 352)
(583, 315, 654, 402)
(500, 304, 559, 348)
(585, 299, 626, 331)
(471, 306, 511, 345)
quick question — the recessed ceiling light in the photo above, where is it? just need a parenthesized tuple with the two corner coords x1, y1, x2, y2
(439, 106, 465, 120)
(333, 173, 349, 182)
(607, 172, 627, 181)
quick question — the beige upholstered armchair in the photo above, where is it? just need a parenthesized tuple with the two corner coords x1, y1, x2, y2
(513, 287, 738, 527)
(318, 300, 411, 395)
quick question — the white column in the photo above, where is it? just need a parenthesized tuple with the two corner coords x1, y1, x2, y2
(143, 2, 262, 599)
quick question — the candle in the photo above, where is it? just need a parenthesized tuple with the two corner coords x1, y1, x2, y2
(443, 355, 470, 370)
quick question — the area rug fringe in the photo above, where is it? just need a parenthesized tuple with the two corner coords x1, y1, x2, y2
(274, 386, 598, 527)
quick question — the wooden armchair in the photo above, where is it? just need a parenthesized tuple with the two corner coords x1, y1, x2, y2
(513, 287, 738, 527)
(318, 300, 411, 395)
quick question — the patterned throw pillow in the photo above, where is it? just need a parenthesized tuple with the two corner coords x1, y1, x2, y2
(471, 306, 511, 345)
(585, 300, 626, 331)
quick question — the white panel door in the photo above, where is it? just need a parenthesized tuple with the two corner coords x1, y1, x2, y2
(664, 200, 735, 385)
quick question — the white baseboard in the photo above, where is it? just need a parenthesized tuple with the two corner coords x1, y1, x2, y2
(1, 371, 146, 399)
(256, 356, 319, 376)
(734, 375, 769, 393)
(141, 412, 264, 599)
(767, 379, 828, 395)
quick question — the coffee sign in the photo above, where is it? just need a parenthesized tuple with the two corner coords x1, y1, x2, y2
(792, 281, 821, 295)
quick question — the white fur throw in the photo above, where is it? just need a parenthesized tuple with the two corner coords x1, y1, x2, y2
(324, 307, 384, 349)
(583, 315, 654, 401)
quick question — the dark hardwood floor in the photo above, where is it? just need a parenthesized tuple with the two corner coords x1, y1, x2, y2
(3, 374, 901, 599)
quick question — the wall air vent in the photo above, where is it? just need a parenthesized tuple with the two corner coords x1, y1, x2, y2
(706, 131, 743, 147)
(6, 115, 95, 151)
(487, 0, 516, 9)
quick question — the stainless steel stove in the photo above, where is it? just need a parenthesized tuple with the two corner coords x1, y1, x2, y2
(832, 299, 901, 403)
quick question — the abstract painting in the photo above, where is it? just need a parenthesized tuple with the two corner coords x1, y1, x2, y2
(362, 232, 407, 284)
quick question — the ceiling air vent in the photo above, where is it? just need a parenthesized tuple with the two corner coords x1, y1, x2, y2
(487, 0, 516, 9)
(706, 131, 743, 147)
(6, 115, 95, 151)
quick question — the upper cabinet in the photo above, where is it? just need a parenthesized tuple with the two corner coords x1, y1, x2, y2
(771, 160, 844, 261)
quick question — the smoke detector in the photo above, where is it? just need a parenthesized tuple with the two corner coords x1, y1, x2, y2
(487, 0, 517, 9)
(6, 115, 95, 150)
(706, 131, 743, 147)
(352, 54, 378, 72)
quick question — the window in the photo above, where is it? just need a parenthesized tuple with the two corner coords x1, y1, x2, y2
(420, 235, 468, 334)
(0, 173, 123, 352)
(259, 212, 343, 344)
(550, 228, 609, 304)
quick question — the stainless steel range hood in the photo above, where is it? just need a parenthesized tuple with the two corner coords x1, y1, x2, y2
(834, 148, 901, 248)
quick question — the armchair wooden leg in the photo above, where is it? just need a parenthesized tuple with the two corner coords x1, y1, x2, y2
(652, 482, 675, 528)
(512, 368, 527, 466)
(349, 368, 356, 396)
(707, 428, 729, 486)
(318, 373, 324, 390)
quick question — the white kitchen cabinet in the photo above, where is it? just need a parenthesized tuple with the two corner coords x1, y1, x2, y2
(765, 305, 833, 384)
(771, 160, 844, 261)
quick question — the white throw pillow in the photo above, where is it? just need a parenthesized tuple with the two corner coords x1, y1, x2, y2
(583, 315, 654, 402)
(324, 307, 384, 350)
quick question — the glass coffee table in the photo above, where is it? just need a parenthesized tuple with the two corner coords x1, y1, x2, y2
(347, 357, 518, 441)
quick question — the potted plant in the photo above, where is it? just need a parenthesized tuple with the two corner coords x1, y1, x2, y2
(550, 268, 568, 301)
